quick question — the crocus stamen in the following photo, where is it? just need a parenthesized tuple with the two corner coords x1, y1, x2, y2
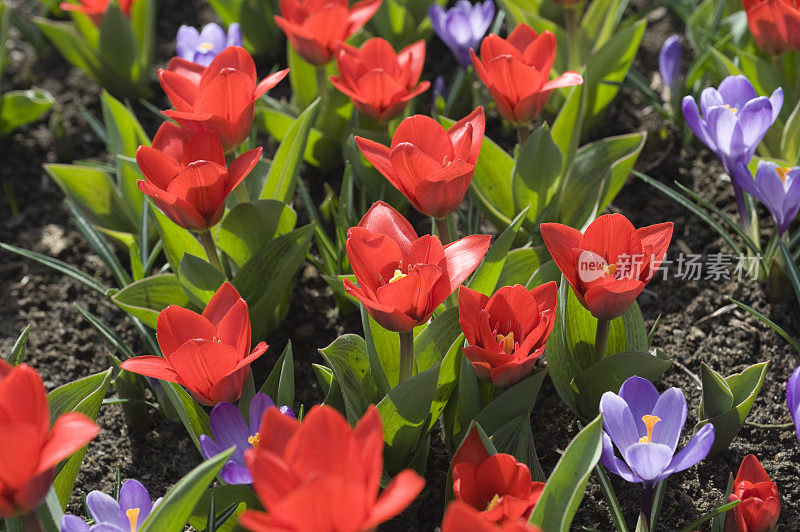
(496, 332, 515, 356)
(486, 494, 502, 511)
(723, 104, 738, 114)
(248, 433, 261, 447)
(639, 414, 661, 444)
(778, 166, 791, 183)
(389, 269, 407, 283)
(126, 508, 140, 532)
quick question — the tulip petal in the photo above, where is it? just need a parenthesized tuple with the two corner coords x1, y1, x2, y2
(583, 277, 645, 320)
(244, 447, 302, 509)
(736, 454, 772, 485)
(226, 147, 262, 195)
(255, 69, 289, 99)
(438, 234, 491, 298)
(119, 356, 180, 383)
(540, 222, 583, 289)
(396, 40, 426, 87)
(36, 413, 98, 474)
(449, 106, 484, 163)
(0, 423, 40, 488)
(637, 222, 673, 280)
(200, 46, 256, 89)
(284, 406, 355, 479)
(346, 227, 405, 294)
(138, 179, 210, 231)
(358, 201, 419, 255)
(255, 406, 301, 456)
(374, 263, 443, 327)
(353, 406, 384, 499)
(347, 0, 382, 34)
(136, 146, 181, 189)
(363, 470, 426, 528)
(0, 365, 49, 436)
(542, 71, 584, 91)
(157, 305, 216, 356)
(414, 160, 474, 218)
(392, 115, 453, 162)
(458, 285, 490, 346)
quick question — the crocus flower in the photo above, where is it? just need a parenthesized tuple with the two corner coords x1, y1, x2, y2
(786, 366, 800, 443)
(344, 201, 491, 332)
(452, 427, 544, 525)
(274, 0, 382, 65)
(199, 393, 294, 485)
(735, 161, 800, 235)
(470, 24, 583, 126)
(240, 405, 425, 531)
(725, 455, 780, 532)
(599, 376, 715, 488)
(330, 38, 430, 122)
(540, 214, 673, 320)
(0, 361, 99, 518)
(59, 0, 134, 25)
(682, 75, 783, 223)
(135, 121, 262, 231)
(176, 23, 243, 67)
(458, 282, 557, 387)
(429, 1, 495, 68)
(159, 46, 288, 151)
(355, 107, 485, 219)
(120, 282, 268, 406)
(743, 0, 800, 54)
(658, 35, 681, 92)
(60, 480, 161, 532)
(441, 501, 541, 532)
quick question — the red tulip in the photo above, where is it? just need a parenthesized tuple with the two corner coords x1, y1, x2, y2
(725, 455, 780, 532)
(159, 47, 288, 151)
(452, 428, 544, 525)
(59, 0, 135, 25)
(240, 405, 425, 532)
(355, 107, 485, 219)
(442, 501, 542, 532)
(458, 282, 557, 387)
(135, 121, 262, 232)
(275, 0, 382, 65)
(0, 360, 99, 518)
(540, 214, 673, 320)
(330, 38, 430, 122)
(120, 282, 268, 406)
(742, 0, 800, 54)
(470, 24, 583, 126)
(344, 201, 491, 332)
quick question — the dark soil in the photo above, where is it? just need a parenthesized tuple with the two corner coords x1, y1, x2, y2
(2, 1, 799, 531)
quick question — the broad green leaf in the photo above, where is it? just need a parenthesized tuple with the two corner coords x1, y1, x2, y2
(152, 207, 207, 274)
(361, 307, 395, 392)
(98, 4, 136, 77)
(179, 254, 226, 307)
(33, 488, 63, 532)
(414, 307, 462, 372)
(0, 89, 54, 135)
(468, 208, 530, 295)
(66, 200, 131, 288)
(258, 341, 295, 408)
(239, 0, 281, 57)
(216, 200, 297, 268)
(112, 274, 192, 328)
(456, 353, 482, 435)
(139, 449, 234, 532)
(782, 99, 800, 164)
(512, 124, 562, 225)
(288, 43, 318, 109)
(319, 334, 382, 423)
(699, 363, 734, 419)
(256, 104, 339, 169)
(472, 369, 547, 437)
(206, 0, 238, 24)
(129, 0, 155, 82)
(428, 334, 464, 432)
(551, 84, 585, 182)
(529, 414, 604, 531)
(0, 242, 109, 295)
(497, 247, 550, 288)
(580, 0, 628, 53)
(492, 413, 546, 481)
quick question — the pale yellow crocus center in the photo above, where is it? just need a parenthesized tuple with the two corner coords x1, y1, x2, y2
(496, 332, 515, 356)
(126, 508, 140, 532)
(248, 433, 260, 447)
(723, 104, 738, 114)
(778, 166, 791, 184)
(198, 41, 215, 52)
(389, 269, 407, 283)
(638, 415, 661, 444)
(486, 493, 502, 511)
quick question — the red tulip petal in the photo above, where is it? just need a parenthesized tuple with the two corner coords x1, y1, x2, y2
(156, 305, 215, 356)
(540, 222, 583, 290)
(355, 38, 402, 76)
(489, 358, 538, 387)
(363, 469, 426, 528)
(226, 147, 262, 195)
(256, 406, 301, 457)
(356, 136, 409, 197)
(139, 179, 210, 231)
(120, 356, 180, 383)
(507, 23, 540, 55)
(392, 115, 453, 163)
(637, 222, 673, 281)
(168, 160, 229, 222)
(230, 342, 269, 374)
(449, 107, 485, 163)
(245, 447, 302, 509)
(414, 160, 474, 218)
(151, 121, 192, 161)
(475, 454, 532, 503)
(158, 70, 198, 112)
(396, 40, 426, 87)
(452, 462, 483, 507)
(452, 425, 491, 469)
(358, 201, 419, 254)
(458, 286, 490, 345)
(523, 31, 556, 72)
(255, 69, 289, 99)
(389, 142, 447, 190)
(165, 56, 206, 85)
(36, 413, 98, 474)
(168, 339, 240, 394)
(182, 130, 225, 167)
(284, 406, 356, 480)
(735, 454, 772, 485)
(136, 146, 181, 189)
(194, 68, 254, 124)
(346, 226, 405, 294)
(0, 423, 40, 488)
(542, 71, 584, 91)
(437, 234, 492, 301)
(203, 282, 243, 325)
(353, 406, 384, 499)
(484, 55, 543, 105)
(0, 359, 11, 378)
(346, 0, 382, 35)
(0, 365, 48, 438)
(275, 15, 334, 65)
(352, 69, 405, 110)
(374, 263, 443, 324)
(480, 33, 524, 62)
(583, 277, 645, 320)
(214, 299, 251, 355)
(200, 46, 256, 89)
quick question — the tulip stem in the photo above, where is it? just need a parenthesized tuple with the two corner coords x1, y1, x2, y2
(399, 331, 415, 382)
(516, 125, 530, 146)
(435, 217, 452, 245)
(593, 318, 611, 363)
(315, 65, 328, 108)
(564, 5, 581, 70)
(198, 230, 224, 273)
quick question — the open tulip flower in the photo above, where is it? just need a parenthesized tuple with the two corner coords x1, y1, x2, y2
(60, 479, 161, 532)
(59, 0, 135, 25)
(176, 22, 242, 67)
(330, 38, 430, 122)
(240, 405, 425, 531)
(135, 121, 262, 232)
(429, 1, 495, 69)
(0, 360, 99, 518)
(441, 501, 542, 532)
(743, 0, 800, 54)
(458, 282, 557, 387)
(275, 0, 382, 65)
(725, 455, 780, 532)
(355, 107, 485, 219)
(344, 201, 491, 333)
(541, 214, 673, 321)
(736, 161, 800, 235)
(159, 46, 288, 151)
(200, 393, 294, 485)
(120, 282, 268, 406)
(599, 376, 715, 489)
(452, 428, 544, 525)
(470, 23, 583, 127)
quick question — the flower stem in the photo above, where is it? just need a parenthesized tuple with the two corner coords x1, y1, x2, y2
(315, 64, 328, 107)
(593, 318, 611, 363)
(20, 513, 45, 532)
(640, 484, 654, 532)
(564, 5, 582, 70)
(198, 230, 224, 272)
(435, 217, 452, 245)
(516, 125, 530, 147)
(399, 331, 415, 382)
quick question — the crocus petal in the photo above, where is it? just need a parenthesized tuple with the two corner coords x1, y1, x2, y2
(209, 402, 251, 457)
(663, 423, 715, 477)
(650, 387, 687, 452)
(599, 432, 642, 484)
(682, 96, 716, 152)
(617, 376, 660, 439)
(248, 393, 277, 431)
(86, 491, 121, 525)
(624, 442, 673, 483)
(718, 75, 757, 109)
(599, 391, 640, 453)
(60, 515, 91, 532)
(219, 461, 254, 485)
(119, 479, 153, 524)
(769, 87, 784, 122)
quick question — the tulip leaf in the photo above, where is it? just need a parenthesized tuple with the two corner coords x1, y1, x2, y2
(551, 84, 585, 183)
(361, 306, 394, 393)
(497, 247, 551, 288)
(188, 485, 261, 532)
(529, 414, 604, 532)
(414, 307, 462, 372)
(98, 4, 136, 76)
(128, 0, 155, 82)
(179, 254, 226, 307)
(257, 103, 338, 169)
(31, 488, 63, 532)
(259, 99, 320, 203)
(0, 88, 54, 135)
(217, 201, 297, 269)
(319, 334, 382, 423)
(112, 274, 192, 329)
(456, 350, 482, 436)
(66, 200, 131, 288)
(287, 43, 318, 109)
(492, 413, 547, 482)
(699, 363, 734, 419)
(468, 207, 530, 296)
(428, 334, 464, 432)
(512, 124, 562, 226)
(151, 206, 207, 273)
(580, 0, 628, 54)
(139, 448, 233, 532)
(782, 99, 800, 165)
(258, 341, 295, 409)
(48, 369, 113, 508)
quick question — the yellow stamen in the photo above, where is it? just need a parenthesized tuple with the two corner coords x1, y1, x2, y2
(778, 166, 791, 183)
(638, 415, 661, 444)
(486, 494, 502, 511)
(496, 332, 515, 356)
(389, 269, 407, 283)
(723, 104, 738, 114)
(605, 263, 617, 276)
(126, 508, 140, 532)
(198, 41, 215, 52)
(248, 433, 261, 447)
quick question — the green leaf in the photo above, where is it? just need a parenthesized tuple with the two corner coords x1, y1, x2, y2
(0, 242, 109, 295)
(98, 4, 136, 78)
(0, 88, 54, 135)
(728, 297, 800, 354)
(258, 341, 295, 408)
(414, 307, 462, 372)
(216, 200, 297, 268)
(700, 362, 735, 419)
(188, 485, 261, 532)
(361, 306, 395, 392)
(128, 0, 155, 83)
(6, 325, 29, 365)
(319, 334, 382, 423)
(551, 84, 585, 180)
(112, 274, 192, 329)
(468, 208, 530, 296)
(287, 43, 318, 109)
(529, 414, 604, 531)
(257, 104, 337, 169)
(66, 200, 131, 288)
(497, 247, 551, 288)
(259, 99, 320, 203)
(428, 334, 464, 432)
(781, 99, 800, 165)
(471, 369, 548, 437)
(139, 449, 234, 532)
(159, 381, 212, 453)
(152, 207, 207, 274)
(492, 413, 546, 481)
(179, 254, 226, 307)
(512, 124, 562, 225)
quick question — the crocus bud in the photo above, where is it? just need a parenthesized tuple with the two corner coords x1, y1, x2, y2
(429, 1, 495, 68)
(725, 455, 780, 532)
(743, 0, 800, 54)
(176, 23, 242, 67)
(658, 34, 681, 91)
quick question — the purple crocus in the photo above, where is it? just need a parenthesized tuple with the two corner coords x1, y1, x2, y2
(658, 34, 681, 91)
(176, 22, 242, 67)
(599, 376, 715, 489)
(60, 480, 160, 532)
(429, 0, 495, 68)
(787, 366, 800, 443)
(199, 393, 294, 485)
(736, 160, 800, 235)
(682, 75, 783, 224)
